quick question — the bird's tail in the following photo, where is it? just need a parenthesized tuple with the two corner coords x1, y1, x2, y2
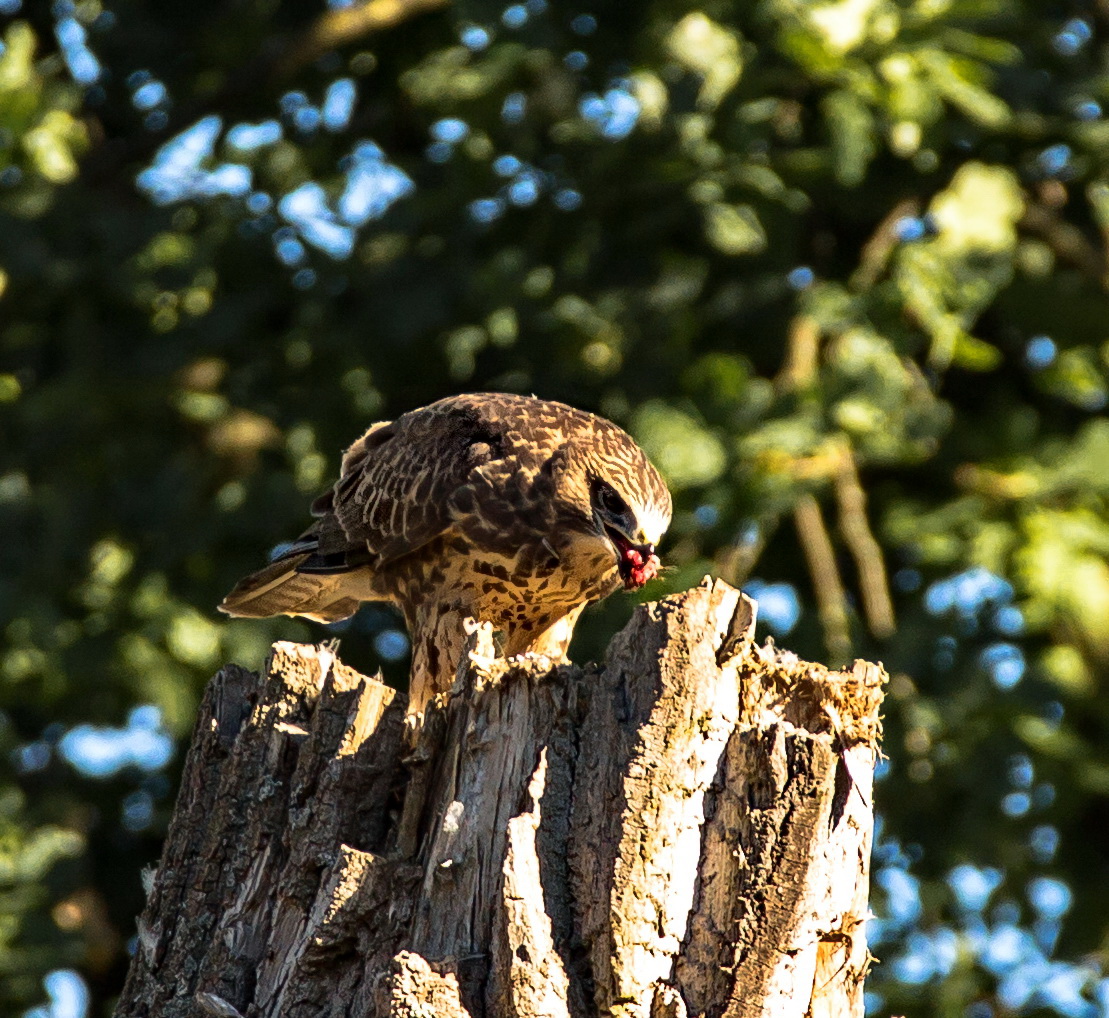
(218, 551, 366, 623)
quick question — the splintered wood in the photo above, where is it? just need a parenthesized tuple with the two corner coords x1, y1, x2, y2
(116, 578, 885, 1018)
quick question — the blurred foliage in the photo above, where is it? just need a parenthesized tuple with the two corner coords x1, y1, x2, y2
(2, 0, 1109, 1013)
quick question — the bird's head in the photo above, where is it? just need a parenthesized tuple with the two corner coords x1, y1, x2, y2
(588, 476, 669, 590)
(546, 413, 672, 593)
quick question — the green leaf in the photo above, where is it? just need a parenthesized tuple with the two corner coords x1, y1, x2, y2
(822, 89, 876, 186)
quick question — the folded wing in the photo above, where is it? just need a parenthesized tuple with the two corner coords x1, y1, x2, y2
(219, 403, 498, 621)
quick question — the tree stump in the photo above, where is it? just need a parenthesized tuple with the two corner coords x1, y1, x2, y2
(116, 578, 885, 1018)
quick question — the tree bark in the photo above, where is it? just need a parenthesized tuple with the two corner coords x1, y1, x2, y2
(116, 578, 885, 1018)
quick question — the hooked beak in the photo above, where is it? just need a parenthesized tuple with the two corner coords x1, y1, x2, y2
(601, 522, 660, 590)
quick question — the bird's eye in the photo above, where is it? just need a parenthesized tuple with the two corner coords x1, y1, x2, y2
(595, 482, 628, 516)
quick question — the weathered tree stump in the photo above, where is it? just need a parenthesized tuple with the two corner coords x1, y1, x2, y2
(116, 579, 885, 1018)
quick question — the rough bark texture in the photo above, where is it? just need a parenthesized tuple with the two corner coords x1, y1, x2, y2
(117, 579, 885, 1018)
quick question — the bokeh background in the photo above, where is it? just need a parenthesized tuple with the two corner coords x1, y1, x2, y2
(2, 0, 1109, 1014)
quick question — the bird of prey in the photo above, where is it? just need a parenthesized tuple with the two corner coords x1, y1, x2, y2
(220, 393, 671, 711)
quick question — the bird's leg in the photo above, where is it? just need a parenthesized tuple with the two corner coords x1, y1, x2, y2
(406, 605, 467, 716)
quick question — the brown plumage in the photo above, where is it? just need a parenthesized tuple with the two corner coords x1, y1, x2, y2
(219, 393, 672, 711)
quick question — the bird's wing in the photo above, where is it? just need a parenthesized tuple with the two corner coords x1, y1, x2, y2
(314, 401, 505, 566)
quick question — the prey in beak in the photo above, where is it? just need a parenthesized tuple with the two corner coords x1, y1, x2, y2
(603, 525, 660, 590)
(591, 477, 664, 590)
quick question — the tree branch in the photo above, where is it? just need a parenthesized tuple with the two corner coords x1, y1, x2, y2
(275, 0, 452, 79)
(1021, 199, 1109, 289)
(794, 495, 853, 664)
(850, 197, 922, 292)
(835, 449, 896, 640)
(776, 313, 821, 392)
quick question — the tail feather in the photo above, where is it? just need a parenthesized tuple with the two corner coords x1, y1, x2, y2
(219, 553, 366, 622)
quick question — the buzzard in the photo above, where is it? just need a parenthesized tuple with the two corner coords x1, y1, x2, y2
(219, 393, 672, 711)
